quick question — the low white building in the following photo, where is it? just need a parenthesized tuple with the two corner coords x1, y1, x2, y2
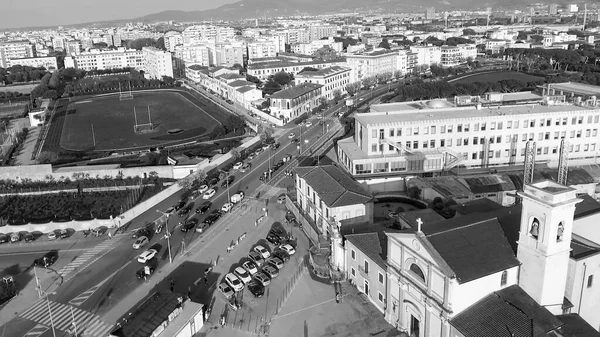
(64, 48, 143, 71)
(409, 46, 441, 66)
(7, 56, 57, 70)
(295, 66, 351, 100)
(269, 82, 323, 123)
(344, 49, 399, 82)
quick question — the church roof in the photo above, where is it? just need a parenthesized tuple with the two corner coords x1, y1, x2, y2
(345, 232, 388, 269)
(423, 216, 520, 284)
(450, 285, 563, 337)
(554, 314, 600, 337)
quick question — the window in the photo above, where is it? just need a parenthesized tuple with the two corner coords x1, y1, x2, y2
(588, 275, 593, 288)
(389, 129, 395, 137)
(409, 263, 425, 283)
(378, 272, 384, 284)
(372, 130, 377, 138)
(364, 260, 370, 274)
(501, 271, 508, 286)
(371, 144, 377, 152)
(530, 217, 540, 240)
(351, 267, 356, 277)
(557, 222, 564, 242)
(351, 249, 356, 260)
(473, 137, 479, 145)
(378, 292, 384, 303)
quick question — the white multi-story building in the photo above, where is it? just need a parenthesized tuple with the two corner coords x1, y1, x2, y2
(295, 66, 351, 100)
(210, 43, 245, 67)
(247, 58, 347, 81)
(337, 88, 600, 177)
(164, 31, 183, 52)
(247, 41, 278, 60)
(309, 25, 338, 41)
(65, 40, 81, 56)
(142, 46, 173, 79)
(269, 82, 323, 122)
(409, 45, 441, 66)
(64, 48, 143, 70)
(7, 56, 58, 70)
(291, 38, 344, 55)
(344, 49, 399, 82)
(51, 36, 66, 51)
(174, 44, 212, 67)
(182, 25, 234, 44)
(0, 41, 35, 68)
(458, 43, 477, 61)
(281, 28, 310, 44)
(440, 45, 462, 67)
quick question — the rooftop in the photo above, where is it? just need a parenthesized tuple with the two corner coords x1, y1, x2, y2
(294, 165, 373, 208)
(270, 82, 323, 100)
(296, 66, 351, 78)
(546, 81, 600, 96)
(248, 58, 346, 70)
(345, 232, 388, 269)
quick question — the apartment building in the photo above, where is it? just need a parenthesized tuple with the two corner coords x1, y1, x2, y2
(281, 28, 310, 44)
(247, 58, 347, 81)
(182, 25, 233, 43)
(337, 89, 600, 177)
(211, 43, 245, 67)
(295, 66, 351, 100)
(309, 25, 338, 41)
(344, 49, 399, 82)
(64, 48, 143, 70)
(65, 40, 81, 56)
(0, 41, 36, 68)
(7, 56, 58, 70)
(173, 44, 212, 67)
(409, 46, 441, 66)
(142, 46, 173, 79)
(164, 31, 183, 52)
(440, 45, 461, 67)
(247, 41, 278, 60)
(291, 38, 344, 55)
(269, 82, 323, 122)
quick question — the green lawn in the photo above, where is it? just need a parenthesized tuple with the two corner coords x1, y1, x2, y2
(453, 71, 545, 84)
(59, 90, 221, 151)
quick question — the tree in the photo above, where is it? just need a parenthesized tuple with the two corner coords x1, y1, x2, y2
(260, 128, 273, 143)
(393, 70, 403, 80)
(36, 151, 58, 164)
(178, 174, 196, 190)
(345, 82, 361, 96)
(229, 148, 241, 160)
(333, 89, 343, 101)
(462, 28, 477, 36)
(378, 39, 391, 49)
(225, 115, 245, 133)
(272, 71, 293, 86)
(318, 96, 329, 107)
(361, 76, 377, 88)
(262, 79, 282, 95)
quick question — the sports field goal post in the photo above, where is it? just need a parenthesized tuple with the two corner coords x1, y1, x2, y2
(119, 82, 133, 101)
(133, 106, 154, 134)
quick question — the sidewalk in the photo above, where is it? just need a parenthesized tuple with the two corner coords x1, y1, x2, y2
(13, 123, 39, 166)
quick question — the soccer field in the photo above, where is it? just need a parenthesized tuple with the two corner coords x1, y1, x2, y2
(452, 71, 545, 84)
(59, 90, 221, 151)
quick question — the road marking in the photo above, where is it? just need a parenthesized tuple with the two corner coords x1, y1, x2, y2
(22, 324, 48, 337)
(68, 261, 132, 306)
(57, 238, 122, 282)
(20, 300, 112, 337)
(0, 247, 93, 257)
(271, 294, 350, 321)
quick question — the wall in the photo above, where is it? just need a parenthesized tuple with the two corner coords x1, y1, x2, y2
(243, 103, 285, 126)
(573, 213, 600, 245)
(565, 254, 600, 331)
(0, 218, 114, 234)
(286, 195, 319, 245)
(358, 175, 406, 194)
(0, 184, 154, 197)
(346, 240, 387, 314)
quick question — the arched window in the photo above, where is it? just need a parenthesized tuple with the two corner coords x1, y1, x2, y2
(409, 263, 426, 283)
(530, 218, 540, 240)
(501, 271, 508, 286)
(557, 222, 564, 242)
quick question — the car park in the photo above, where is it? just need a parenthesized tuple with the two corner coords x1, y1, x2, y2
(132, 236, 149, 249)
(198, 185, 209, 194)
(279, 244, 296, 255)
(267, 257, 285, 270)
(34, 251, 58, 268)
(242, 261, 258, 275)
(248, 280, 265, 298)
(253, 245, 271, 259)
(248, 251, 265, 267)
(253, 272, 271, 287)
(233, 162, 243, 170)
(180, 218, 199, 232)
(196, 202, 211, 214)
(136, 266, 155, 279)
(288, 133, 296, 139)
(277, 195, 286, 204)
(218, 282, 235, 299)
(203, 188, 216, 199)
(221, 203, 234, 213)
(137, 249, 158, 263)
(221, 176, 234, 187)
(24, 233, 34, 242)
(225, 273, 244, 292)
(262, 264, 279, 279)
(273, 250, 290, 262)
(177, 204, 193, 217)
(240, 163, 251, 172)
(234, 267, 252, 284)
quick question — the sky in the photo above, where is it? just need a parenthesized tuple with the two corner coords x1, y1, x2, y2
(1, 0, 238, 29)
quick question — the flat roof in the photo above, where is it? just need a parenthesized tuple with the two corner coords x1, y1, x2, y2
(547, 82, 600, 96)
(296, 66, 350, 78)
(357, 101, 598, 126)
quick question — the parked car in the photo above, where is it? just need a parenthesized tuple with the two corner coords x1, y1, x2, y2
(221, 176, 234, 187)
(218, 282, 235, 299)
(242, 260, 258, 275)
(273, 250, 290, 262)
(177, 204, 193, 217)
(34, 251, 58, 268)
(247, 152, 257, 160)
(165, 206, 176, 215)
(47, 231, 57, 240)
(267, 256, 285, 270)
(59, 229, 69, 239)
(253, 272, 271, 287)
(230, 193, 244, 204)
(291, 138, 299, 144)
(0, 234, 8, 244)
(132, 227, 149, 239)
(248, 280, 265, 298)
(255, 147, 264, 154)
(195, 222, 208, 233)
(155, 222, 165, 234)
(180, 218, 199, 232)
(262, 143, 271, 150)
(226, 99, 234, 105)
(240, 163, 252, 172)
(233, 162, 244, 170)
(253, 245, 270, 259)
(137, 249, 158, 263)
(288, 133, 296, 139)
(136, 266, 155, 279)
(248, 251, 265, 267)
(208, 177, 220, 187)
(203, 210, 222, 225)
(270, 142, 280, 150)
(234, 267, 252, 284)
(224, 273, 244, 292)
(132, 236, 149, 249)
(221, 203, 234, 213)
(195, 202, 211, 214)
(277, 195, 286, 204)
(275, 160, 284, 169)
(266, 233, 281, 246)
(203, 188, 216, 199)
(305, 121, 313, 127)
(198, 185, 209, 194)
(262, 264, 279, 279)
(24, 233, 34, 242)
(10, 233, 20, 243)
(174, 201, 186, 211)
(283, 154, 293, 162)
(279, 244, 296, 255)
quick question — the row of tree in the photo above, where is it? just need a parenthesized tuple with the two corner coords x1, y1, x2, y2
(0, 65, 50, 85)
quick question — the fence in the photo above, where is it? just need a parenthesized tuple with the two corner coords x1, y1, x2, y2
(274, 255, 308, 315)
(285, 196, 320, 245)
(0, 184, 154, 197)
(0, 218, 114, 234)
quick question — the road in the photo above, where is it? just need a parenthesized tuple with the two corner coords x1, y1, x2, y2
(1, 83, 389, 337)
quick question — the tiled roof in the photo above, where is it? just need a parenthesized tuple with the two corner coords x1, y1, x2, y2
(219, 73, 243, 80)
(270, 82, 323, 100)
(450, 285, 563, 337)
(247, 58, 346, 70)
(345, 232, 387, 269)
(236, 86, 256, 93)
(508, 167, 595, 190)
(555, 314, 600, 337)
(227, 79, 253, 87)
(294, 165, 372, 208)
(424, 216, 520, 284)
(187, 64, 208, 71)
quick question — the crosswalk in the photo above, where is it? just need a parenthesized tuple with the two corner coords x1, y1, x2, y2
(23, 324, 48, 337)
(20, 299, 112, 337)
(57, 238, 120, 281)
(68, 284, 103, 306)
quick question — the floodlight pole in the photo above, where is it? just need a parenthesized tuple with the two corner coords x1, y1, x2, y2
(91, 124, 96, 147)
(157, 210, 173, 263)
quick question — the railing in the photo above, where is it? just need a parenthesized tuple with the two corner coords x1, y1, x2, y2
(358, 265, 370, 277)
(439, 147, 463, 170)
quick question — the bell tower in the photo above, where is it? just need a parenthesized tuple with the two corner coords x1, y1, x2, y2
(517, 180, 581, 314)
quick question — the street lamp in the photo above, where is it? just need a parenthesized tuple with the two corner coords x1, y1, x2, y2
(156, 210, 173, 263)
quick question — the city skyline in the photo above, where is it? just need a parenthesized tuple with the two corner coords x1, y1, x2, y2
(0, 0, 237, 29)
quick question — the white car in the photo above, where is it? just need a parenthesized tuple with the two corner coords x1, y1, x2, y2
(203, 188, 216, 199)
(224, 273, 244, 292)
(137, 249, 158, 263)
(132, 236, 148, 249)
(198, 185, 209, 194)
(305, 121, 313, 127)
(253, 245, 271, 259)
(242, 261, 258, 275)
(234, 267, 252, 284)
(288, 133, 296, 139)
(233, 162, 243, 170)
(221, 203, 234, 213)
(279, 244, 296, 255)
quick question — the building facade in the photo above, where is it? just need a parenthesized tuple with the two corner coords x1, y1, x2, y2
(344, 50, 399, 82)
(294, 66, 351, 100)
(7, 56, 58, 70)
(63, 48, 143, 70)
(142, 46, 174, 79)
(247, 41, 278, 60)
(247, 59, 347, 81)
(0, 41, 36, 68)
(270, 82, 323, 122)
(309, 25, 338, 41)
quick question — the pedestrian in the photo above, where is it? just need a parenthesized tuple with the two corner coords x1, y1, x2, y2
(108, 231, 112, 239)
(220, 315, 226, 326)
(204, 277, 208, 286)
(227, 246, 231, 254)
(336, 292, 341, 303)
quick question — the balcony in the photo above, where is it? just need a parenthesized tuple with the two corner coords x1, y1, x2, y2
(358, 265, 370, 277)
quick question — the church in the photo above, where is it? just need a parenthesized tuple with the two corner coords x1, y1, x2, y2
(340, 180, 600, 336)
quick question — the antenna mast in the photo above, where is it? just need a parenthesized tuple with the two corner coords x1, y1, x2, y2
(523, 141, 536, 186)
(557, 139, 569, 185)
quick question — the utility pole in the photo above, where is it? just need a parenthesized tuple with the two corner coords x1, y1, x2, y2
(91, 124, 96, 147)
(156, 210, 173, 263)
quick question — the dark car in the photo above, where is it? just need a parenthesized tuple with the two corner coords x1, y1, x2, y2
(203, 211, 222, 225)
(59, 229, 69, 239)
(291, 138, 299, 144)
(269, 228, 287, 240)
(0, 234, 8, 244)
(132, 227, 150, 239)
(195, 202, 211, 214)
(221, 176, 234, 187)
(285, 211, 296, 223)
(247, 280, 265, 298)
(34, 251, 58, 268)
(273, 250, 290, 262)
(136, 266, 155, 279)
(181, 218, 199, 232)
(174, 200, 186, 211)
(266, 233, 281, 246)
(226, 99, 234, 105)
(208, 177, 220, 187)
(270, 142, 280, 150)
(274, 160, 284, 169)
(262, 264, 279, 279)
(24, 233, 35, 242)
(178, 204, 193, 217)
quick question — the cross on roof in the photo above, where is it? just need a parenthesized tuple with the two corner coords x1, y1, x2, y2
(416, 218, 423, 232)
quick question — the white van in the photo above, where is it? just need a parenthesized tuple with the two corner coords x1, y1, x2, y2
(230, 193, 244, 204)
